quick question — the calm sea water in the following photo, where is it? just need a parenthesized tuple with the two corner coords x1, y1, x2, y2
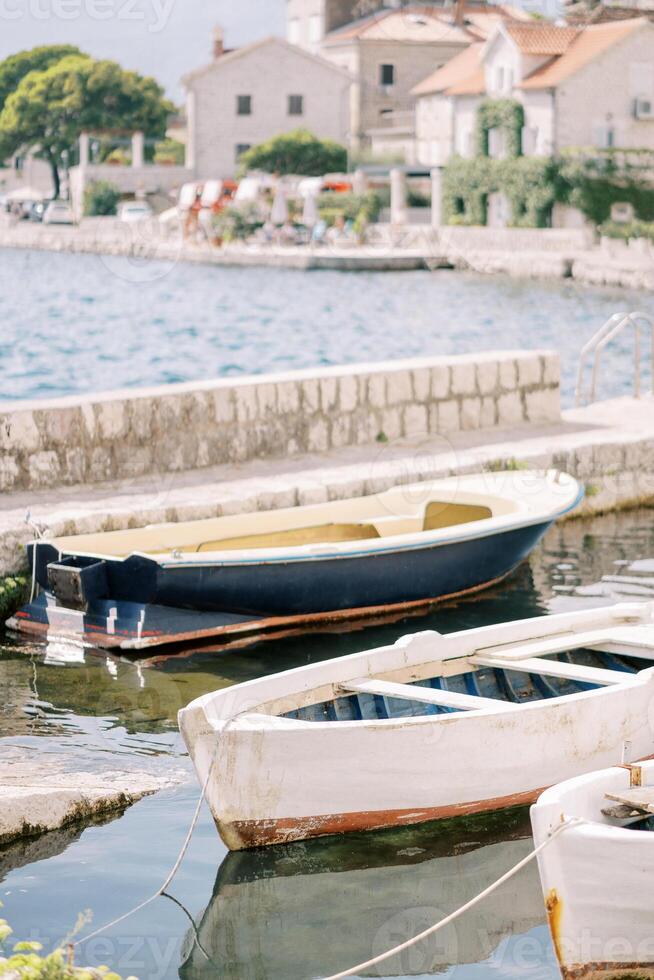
(2, 508, 654, 980)
(0, 247, 652, 405)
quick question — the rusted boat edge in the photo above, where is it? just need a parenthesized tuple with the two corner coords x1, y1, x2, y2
(5, 566, 516, 653)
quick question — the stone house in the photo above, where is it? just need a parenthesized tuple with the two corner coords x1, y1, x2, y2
(414, 17, 654, 167)
(318, 6, 474, 151)
(183, 35, 353, 179)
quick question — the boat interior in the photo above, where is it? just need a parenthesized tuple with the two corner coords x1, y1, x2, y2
(44, 486, 521, 559)
(282, 647, 644, 723)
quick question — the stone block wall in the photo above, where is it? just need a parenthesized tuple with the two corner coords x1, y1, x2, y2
(440, 226, 593, 253)
(0, 350, 560, 493)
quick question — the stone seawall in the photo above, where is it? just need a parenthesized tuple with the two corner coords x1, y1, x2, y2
(0, 350, 560, 493)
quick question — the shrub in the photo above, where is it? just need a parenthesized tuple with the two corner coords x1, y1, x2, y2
(0, 906, 130, 979)
(239, 129, 347, 177)
(103, 148, 130, 166)
(212, 202, 263, 242)
(0, 575, 28, 619)
(599, 219, 654, 242)
(318, 191, 383, 226)
(153, 138, 184, 165)
(83, 180, 120, 217)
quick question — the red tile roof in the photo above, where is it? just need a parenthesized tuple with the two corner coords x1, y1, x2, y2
(521, 17, 647, 88)
(502, 21, 580, 54)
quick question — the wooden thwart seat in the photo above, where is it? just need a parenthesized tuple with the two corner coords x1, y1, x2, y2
(339, 678, 513, 712)
(469, 655, 630, 687)
(195, 522, 381, 552)
(604, 786, 654, 815)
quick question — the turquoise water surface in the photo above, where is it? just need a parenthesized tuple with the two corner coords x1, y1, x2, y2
(1, 247, 652, 405)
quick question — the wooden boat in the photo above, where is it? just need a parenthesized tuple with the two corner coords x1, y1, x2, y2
(10, 470, 581, 650)
(531, 758, 654, 979)
(180, 811, 542, 979)
(178, 602, 654, 850)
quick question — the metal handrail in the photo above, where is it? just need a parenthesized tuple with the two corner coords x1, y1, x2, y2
(575, 310, 654, 406)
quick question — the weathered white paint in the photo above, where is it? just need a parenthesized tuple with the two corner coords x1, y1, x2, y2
(179, 601, 654, 849)
(531, 758, 654, 976)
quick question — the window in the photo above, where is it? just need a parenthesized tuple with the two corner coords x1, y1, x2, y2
(594, 126, 615, 148)
(288, 94, 304, 115)
(495, 66, 504, 92)
(237, 95, 252, 116)
(380, 64, 395, 86)
(288, 17, 300, 45)
(235, 143, 251, 161)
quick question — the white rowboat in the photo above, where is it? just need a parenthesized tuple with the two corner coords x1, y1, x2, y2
(179, 602, 654, 850)
(531, 759, 654, 979)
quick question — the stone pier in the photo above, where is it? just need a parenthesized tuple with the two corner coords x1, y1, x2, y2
(1, 351, 654, 580)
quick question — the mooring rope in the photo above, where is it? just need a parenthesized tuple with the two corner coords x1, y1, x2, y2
(70, 709, 581, 978)
(73, 722, 227, 949)
(25, 511, 49, 604)
(321, 816, 583, 980)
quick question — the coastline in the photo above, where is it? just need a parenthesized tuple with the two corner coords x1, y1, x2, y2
(2, 220, 653, 288)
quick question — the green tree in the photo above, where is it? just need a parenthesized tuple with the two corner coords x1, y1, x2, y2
(0, 44, 82, 112)
(239, 128, 347, 176)
(0, 54, 174, 198)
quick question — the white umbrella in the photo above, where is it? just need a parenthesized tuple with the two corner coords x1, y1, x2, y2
(6, 185, 47, 202)
(302, 192, 318, 228)
(270, 184, 288, 225)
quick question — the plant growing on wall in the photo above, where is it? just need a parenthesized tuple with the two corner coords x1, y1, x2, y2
(475, 99, 525, 158)
(557, 150, 654, 224)
(442, 101, 654, 229)
(442, 156, 561, 228)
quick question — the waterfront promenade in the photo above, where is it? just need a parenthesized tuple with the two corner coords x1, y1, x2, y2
(2, 217, 653, 287)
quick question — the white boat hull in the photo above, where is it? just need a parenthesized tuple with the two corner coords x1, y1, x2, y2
(532, 762, 654, 979)
(179, 604, 654, 849)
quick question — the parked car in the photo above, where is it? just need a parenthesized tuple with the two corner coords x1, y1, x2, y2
(118, 201, 153, 222)
(43, 201, 74, 225)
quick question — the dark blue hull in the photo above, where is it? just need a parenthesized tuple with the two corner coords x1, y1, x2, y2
(32, 520, 552, 617)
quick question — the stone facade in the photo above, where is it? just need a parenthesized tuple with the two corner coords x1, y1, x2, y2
(183, 37, 352, 180)
(415, 19, 654, 169)
(0, 351, 560, 494)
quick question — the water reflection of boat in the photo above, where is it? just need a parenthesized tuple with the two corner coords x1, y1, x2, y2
(179, 812, 544, 980)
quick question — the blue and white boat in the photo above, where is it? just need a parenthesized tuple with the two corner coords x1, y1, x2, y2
(10, 470, 582, 650)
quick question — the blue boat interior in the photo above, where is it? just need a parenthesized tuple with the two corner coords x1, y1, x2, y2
(283, 649, 640, 723)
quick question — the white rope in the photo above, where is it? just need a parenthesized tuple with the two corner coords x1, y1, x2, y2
(74, 726, 225, 948)
(25, 511, 49, 604)
(322, 816, 583, 980)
